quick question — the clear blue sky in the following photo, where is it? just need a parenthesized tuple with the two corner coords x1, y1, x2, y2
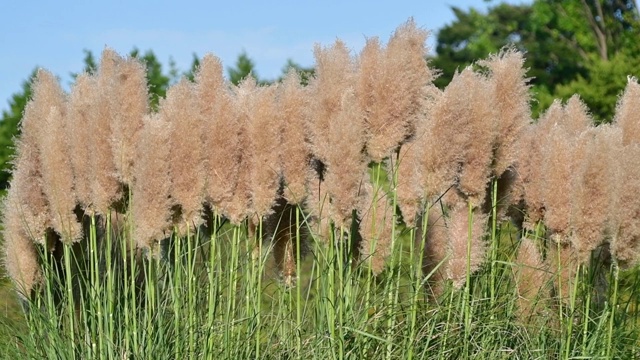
(0, 0, 528, 113)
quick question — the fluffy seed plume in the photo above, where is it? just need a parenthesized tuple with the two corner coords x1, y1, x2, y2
(308, 40, 355, 164)
(417, 203, 449, 298)
(562, 95, 592, 136)
(132, 114, 173, 249)
(163, 79, 206, 232)
(322, 90, 368, 228)
(358, 182, 394, 274)
(611, 145, 640, 268)
(39, 104, 82, 242)
(241, 79, 282, 219)
(446, 205, 488, 289)
(571, 127, 622, 262)
(1, 195, 42, 300)
(419, 71, 471, 201)
(109, 56, 148, 186)
(478, 48, 531, 176)
(356, 19, 433, 162)
(513, 237, 550, 321)
(542, 124, 579, 243)
(395, 141, 423, 226)
(614, 76, 640, 145)
(195, 54, 242, 214)
(455, 69, 496, 207)
(10, 69, 69, 243)
(518, 103, 562, 228)
(90, 49, 124, 214)
(67, 74, 96, 209)
(279, 70, 311, 204)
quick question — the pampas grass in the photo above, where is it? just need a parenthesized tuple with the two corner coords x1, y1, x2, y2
(3, 21, 640, 359)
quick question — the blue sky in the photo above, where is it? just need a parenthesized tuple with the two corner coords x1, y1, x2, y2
(1, 0, 528, 113)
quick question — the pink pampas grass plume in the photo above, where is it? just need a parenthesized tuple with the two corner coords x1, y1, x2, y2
(614, 76, 640, 146)
(356, 19, 433, 162)
(513, 237, 550, 321)
(446, 205, 488, 289)
(571, 126, 622, 262)
(67, 74, 96, 209)
(109, 56, 148, 186)
(195, 54, 242, 215)
(611, 145, 640, 269)
(1, 195, 42, 300)
(89, 49, 124, 214)
(10, 69, 70, 243)
(417, 203, 449, 298)
(279, 70, 311, 205)
(163, 79, 206, 231)
(239, 78, 282, 219)
(454, 69, 496, 207)
(322, 90, 368, 229)
(478, 48, 531, 176)
(39, 105, 82, 242)
(358, 181, 394, 274)
(132, 114, 173, 249)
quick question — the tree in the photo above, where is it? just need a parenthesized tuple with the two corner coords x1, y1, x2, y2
(0, 72, 35, 189)
(432, 0, 640, 120)
(227, 51, 267, 85)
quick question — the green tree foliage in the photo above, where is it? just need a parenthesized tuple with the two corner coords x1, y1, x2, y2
(0, 72, 34, 189)
(432, 0, 640, 120)
(227, 51, 267, 85)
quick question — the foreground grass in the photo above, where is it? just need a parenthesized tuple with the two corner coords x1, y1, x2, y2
(1, 207, 639, 360)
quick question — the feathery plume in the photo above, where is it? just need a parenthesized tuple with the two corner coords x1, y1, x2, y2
(478, 48, 531, 176)
(611, 145, 640, 268)
(395, 141, 423, 226)
(67, 74, 96, 209)
(322, 90, 368, 228)
(417, 203, 449, 298)
(562, 95, 592, 136)
(10, 69, 70, 243)
(2, 194, 42, 300)
(518, 103, 562, 228)
(513, 237, 550, 321)
(195, 54, 242, 214)
(418, 71, 470, 201)
(308, 40, 355, 164)
(542, 124, 579, 243)
(455, 69, 496, 207)
(279, 70, 311, 204)
(613, 76, 640, 145)
(39, 105, 82, 242)
(90, 49, 124, 214)
(358, 181, 394, 274)
(571, 126, 622, 262)
(356, 19, 433, 162)
(132, 114, 173, 249)
(446, 205, 488, 289)
(163, 79, 206, 232)
(222, 81, 254, 225)
(241, 79, 282, 218)
(109, 56, 148, 186)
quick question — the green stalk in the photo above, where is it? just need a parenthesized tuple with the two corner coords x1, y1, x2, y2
(63, 242, 76, 359)
(606, 263, 619, 359)
(490, 179, 498, 314)
(463, 201, 473, 358)
(172, 229, 183, 359)
(206, 212, 220, 357)
(295, 206, 303, 357)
